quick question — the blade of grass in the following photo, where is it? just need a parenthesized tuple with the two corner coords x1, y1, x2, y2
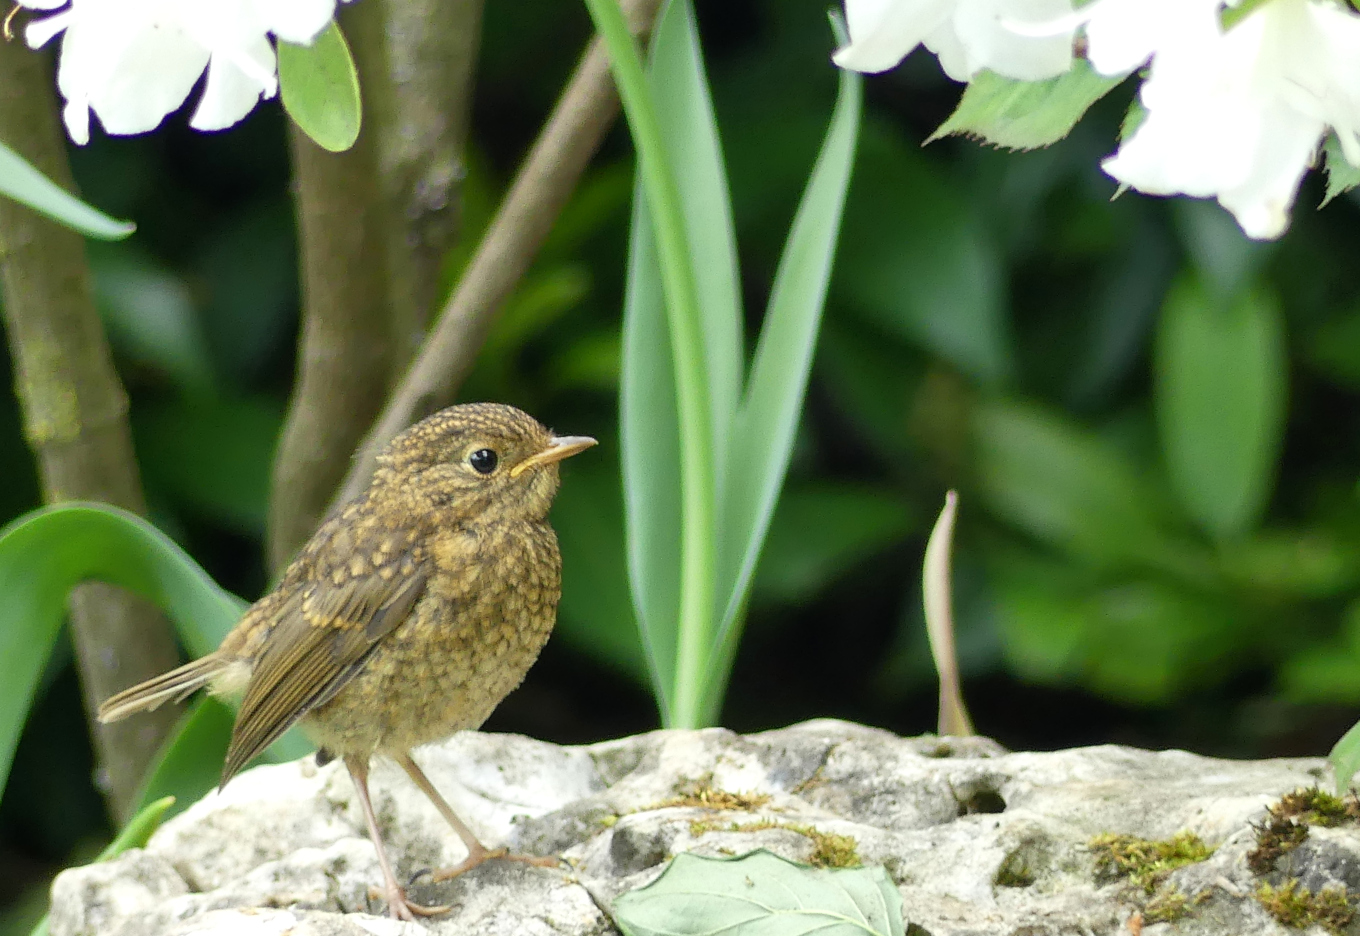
(589, 0, 717, 727)
(0, 139, 134, 240)
(620, 189, 682, 721)
(708, 31, 861, 716)
(646, 0, 742, 466)
(924, 491, 973, 736)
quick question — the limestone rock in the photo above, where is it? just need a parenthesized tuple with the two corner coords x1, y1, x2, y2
(48, 719, 1349, 935)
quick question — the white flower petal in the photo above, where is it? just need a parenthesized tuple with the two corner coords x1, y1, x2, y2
(945, 0, 1073, 81)
(24, 9, 71, 48)
(92, 21, 208, 136)
(62, 97, 90, 145)
(923, 18, 969, 81)
(833, 0, 953, 74)
(838, 0, 1073, 80)
(1084, 0, 1220, 77)
(256, 0, 336, 44)
(17, 0, 71, 11)
(191, 36, 275, 131)
(34, 0, 323, 142)
(1218, 105, 1322, 240)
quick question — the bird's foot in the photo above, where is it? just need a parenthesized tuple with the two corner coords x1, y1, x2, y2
(422, 844, 559, 883)
(368, 883, 451, 921)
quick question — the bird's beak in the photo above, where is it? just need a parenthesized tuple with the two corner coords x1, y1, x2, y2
(510, 435, 598, 477)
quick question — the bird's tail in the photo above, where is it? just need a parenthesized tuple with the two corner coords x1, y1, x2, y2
(98, 654, 230, 723)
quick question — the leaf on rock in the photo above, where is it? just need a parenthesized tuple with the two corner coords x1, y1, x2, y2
(1331, 719, 1360, 794)
(612, 849, 905, 936)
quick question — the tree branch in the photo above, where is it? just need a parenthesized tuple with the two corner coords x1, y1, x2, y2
(267, 0, 485, 573)
(0, 40, 181, 822)
(382, 0, 485, 358)
(335, 0, 664, 506)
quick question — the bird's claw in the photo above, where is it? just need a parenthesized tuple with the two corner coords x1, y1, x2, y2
(367, 883, 451, 921)
(428, 846, 560, 882)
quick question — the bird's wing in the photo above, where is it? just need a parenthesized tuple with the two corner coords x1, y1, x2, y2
(221, 561, 428, 785)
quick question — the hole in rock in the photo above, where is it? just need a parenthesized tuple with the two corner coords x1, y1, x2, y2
(958, 788, 1006, 816)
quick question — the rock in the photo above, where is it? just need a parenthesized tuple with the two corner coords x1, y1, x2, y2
(49, 719, 1349, 935)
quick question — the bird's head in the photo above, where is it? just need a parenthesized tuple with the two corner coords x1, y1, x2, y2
(373, 403, 596, 522)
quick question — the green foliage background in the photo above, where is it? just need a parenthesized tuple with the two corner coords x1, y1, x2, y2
(5, 0, 1360, 927)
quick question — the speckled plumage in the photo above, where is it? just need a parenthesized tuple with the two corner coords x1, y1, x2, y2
(98, 403, 595, 920)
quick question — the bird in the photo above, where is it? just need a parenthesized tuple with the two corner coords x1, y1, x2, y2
(98, 402, 596, 920)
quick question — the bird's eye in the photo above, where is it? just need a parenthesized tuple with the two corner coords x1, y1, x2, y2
(468, 448, 499, 474)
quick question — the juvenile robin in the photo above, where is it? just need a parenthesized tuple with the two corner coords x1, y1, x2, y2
(98, 402, 596, 920)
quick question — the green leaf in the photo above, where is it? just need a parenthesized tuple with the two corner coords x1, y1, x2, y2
(1321, 134, 1360, 209)
(1331, 719, 1360, 794)
(0, 503, 311, 804)
(610, 0, 725, 726)
(837, 124, 1008, 386)
(0, 139, 134, 240)
(929, 62, 1126, 151)
(620, 187, 684, 719)
(713, 53, 861, 698)
(1217, 531, 1360, 598)
(991, 557, 1236, 704)
(1155, 276, 1287, 539)
(0, 504, 234, 799)
(1173, 200, 1265, 300)
(98, 795, 177, 860)
(88, 243, 215, 392)
(1280, 601, 1360, 707)
(753, 485, 914, 604)
(974, 401, 1178, 568)
(136, 699, 235, 813)
(646, 0, 743, 455)
(278, 22, 362, 153)
(612, 850, 904, 936)
(1119, 98, 1146, 143)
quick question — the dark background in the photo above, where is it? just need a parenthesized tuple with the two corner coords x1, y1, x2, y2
(6, 0, 1360, 928)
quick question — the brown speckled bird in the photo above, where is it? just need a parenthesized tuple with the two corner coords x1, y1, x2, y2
(98, 403, 596, 920)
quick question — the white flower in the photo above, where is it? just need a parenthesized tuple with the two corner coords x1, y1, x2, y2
(833, 0, 1076, 82)
(1103, 0, 1360, 240)
(1005, 0, 1222, 77)
(20, 0, 345, 145)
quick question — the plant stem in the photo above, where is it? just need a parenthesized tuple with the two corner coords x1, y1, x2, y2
(0, 40, 181, 821)
(336, 0, 664, 508)
(583, 0, 716, 728)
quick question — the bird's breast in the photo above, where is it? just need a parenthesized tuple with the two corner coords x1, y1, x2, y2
(303, 519, 562, 756)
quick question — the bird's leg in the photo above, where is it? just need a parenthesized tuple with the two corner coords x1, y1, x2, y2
(345, 755, 451, 920)
(397, 752, 559, 882)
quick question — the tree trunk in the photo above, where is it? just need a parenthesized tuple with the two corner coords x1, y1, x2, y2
(0, 40, 181, 822)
